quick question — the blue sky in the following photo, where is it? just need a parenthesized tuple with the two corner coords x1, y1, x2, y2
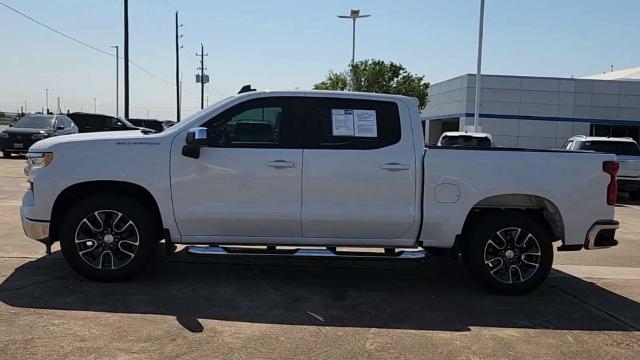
(1, 0, 638, 119)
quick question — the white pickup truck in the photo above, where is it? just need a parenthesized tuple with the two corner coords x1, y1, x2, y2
(21, 90, 620, 294)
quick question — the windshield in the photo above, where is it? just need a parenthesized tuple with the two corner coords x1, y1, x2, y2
(161, 96, 233, 134)
(14, 115, 54, 129)
(579, 141, 640, 156)
(441, 135, 492, 147)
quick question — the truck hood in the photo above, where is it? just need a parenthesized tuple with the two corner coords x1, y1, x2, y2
(29, 130, 152, 152)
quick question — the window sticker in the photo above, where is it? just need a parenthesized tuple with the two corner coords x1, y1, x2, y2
(354, 110, 377, 137)
(331, 109, 378, 137)
(331, 109, 355, 136)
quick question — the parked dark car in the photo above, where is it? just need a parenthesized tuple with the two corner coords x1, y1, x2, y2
(128, 118, 167, 133)
(67, 112, 150, 133)
(1, 114, 78, 157)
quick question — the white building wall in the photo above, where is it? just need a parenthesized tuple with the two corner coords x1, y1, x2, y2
(424, 74, 640, 149)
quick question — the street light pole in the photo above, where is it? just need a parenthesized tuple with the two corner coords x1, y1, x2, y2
(473, 0, 485, 132)
(338, 9, 370, 89)
(44, 88, 49, 114)
(94, 97, 97, 114)
(110, 45, 119, 117)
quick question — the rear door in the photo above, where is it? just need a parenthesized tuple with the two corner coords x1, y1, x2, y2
(301, 96, 417, 240)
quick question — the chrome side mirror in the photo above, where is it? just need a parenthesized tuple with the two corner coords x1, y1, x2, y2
(182, 127, 208, 159)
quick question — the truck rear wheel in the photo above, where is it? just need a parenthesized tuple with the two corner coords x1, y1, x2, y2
(2, 151, 10, 158)
(462, 211, 553, 295)
(59, 193, 158, 281)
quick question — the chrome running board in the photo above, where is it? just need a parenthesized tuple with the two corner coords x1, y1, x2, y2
(185, 245, 427, 260)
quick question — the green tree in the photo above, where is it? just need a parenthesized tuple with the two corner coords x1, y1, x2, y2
(313, 59, 429, 109)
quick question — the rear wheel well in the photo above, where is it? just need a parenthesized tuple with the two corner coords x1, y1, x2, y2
(50, 181, 163, 244)
(456, 194, 564, 252)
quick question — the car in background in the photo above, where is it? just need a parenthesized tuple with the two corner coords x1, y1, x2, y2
(128, 118, 167, 133)
(163, 120, 177, 128)
(563, 135, 640, 199)
(67, 112, 154, 133)
(436, 131, 494, 147)
(1, 114, 78, 158)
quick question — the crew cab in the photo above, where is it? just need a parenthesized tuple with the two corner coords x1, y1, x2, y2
(20, 91, 620, 294)
(563, 135, 640, 199)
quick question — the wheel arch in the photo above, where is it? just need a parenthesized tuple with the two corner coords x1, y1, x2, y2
(458, 193, 565, 246)
(50, 180, 164, 244)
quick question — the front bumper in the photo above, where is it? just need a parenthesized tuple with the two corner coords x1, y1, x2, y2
(584, 220, 619, 250)
(20, 190, 49, 242)
(20, 209, 50, 241)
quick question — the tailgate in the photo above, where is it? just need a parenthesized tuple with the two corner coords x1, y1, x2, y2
(617, 156, 640, 178)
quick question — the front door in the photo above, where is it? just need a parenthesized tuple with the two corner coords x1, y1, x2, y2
(171, 96, 304, 238)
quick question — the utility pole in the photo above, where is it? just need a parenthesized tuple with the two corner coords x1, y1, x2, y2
(24, 100, 27, 114)
(44, 88, 49, 114)
(110, 45, 119, 117)
(56, 97, 61, 114)
(196, 43, 209, 109)
(123, 0, 130, 119)
(473, 0, 485, 132)
(175, 11, 183, 122)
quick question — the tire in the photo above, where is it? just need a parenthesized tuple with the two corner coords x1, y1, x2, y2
(59, 193, 158, 281)
(462, 211, 554, 295)
(2, 152, 10, 158)
(629, 191, 640, 201)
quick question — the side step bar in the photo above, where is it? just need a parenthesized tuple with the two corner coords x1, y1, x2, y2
(185, 245, 427, 260)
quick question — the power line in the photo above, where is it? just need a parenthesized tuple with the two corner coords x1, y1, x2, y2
(0, 1, 114, 57)
(0, 1, 177, 90)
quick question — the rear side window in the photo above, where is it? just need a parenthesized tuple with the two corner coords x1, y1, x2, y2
(578, 141, 640, 156)
(441, 135, 491, 147)
(304, 97, 401, 150)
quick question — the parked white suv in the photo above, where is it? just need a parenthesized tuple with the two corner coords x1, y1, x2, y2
(436, 131, 494, 147)
(563, 136, 640, 199)
(21, 91, 620, 294)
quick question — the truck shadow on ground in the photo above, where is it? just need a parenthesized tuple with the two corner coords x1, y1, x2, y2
(0, 250, 638, 333)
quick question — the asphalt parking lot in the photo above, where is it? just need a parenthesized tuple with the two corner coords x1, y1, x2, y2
(0, 155, 638, 359)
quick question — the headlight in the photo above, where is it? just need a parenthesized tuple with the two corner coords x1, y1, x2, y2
(0, 133, 8, 139)
(31, 133, 49, 140)
(26, 152, 54, 168)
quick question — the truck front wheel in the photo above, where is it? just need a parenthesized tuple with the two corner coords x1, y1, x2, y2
(59, 193, 158, 281)
(462, 211, 553, 295)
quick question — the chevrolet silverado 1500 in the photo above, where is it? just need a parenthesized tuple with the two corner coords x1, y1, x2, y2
(21, 90, 620, 294)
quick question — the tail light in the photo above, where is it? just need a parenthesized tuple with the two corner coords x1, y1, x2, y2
(602, 161, 619, 205)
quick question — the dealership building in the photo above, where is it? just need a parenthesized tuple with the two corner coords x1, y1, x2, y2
(423, 67, 640, 148)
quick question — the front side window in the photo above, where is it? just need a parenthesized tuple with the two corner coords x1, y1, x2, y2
(561, 140, 574, 150)
(202, 97, 301, 148)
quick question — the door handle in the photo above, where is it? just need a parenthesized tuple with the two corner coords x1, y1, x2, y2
(267, 160, 296, 168)
(381, 163, 410, 171)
